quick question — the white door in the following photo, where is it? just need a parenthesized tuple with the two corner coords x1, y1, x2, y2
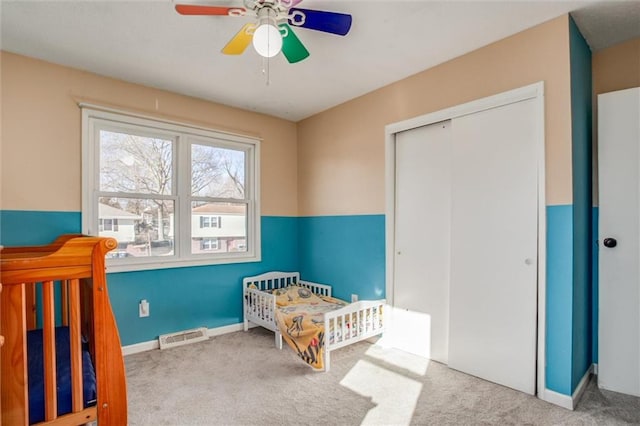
(447, 99, 539, 395)
(598, 87, 640, 397)
(394, 121, 452, 363)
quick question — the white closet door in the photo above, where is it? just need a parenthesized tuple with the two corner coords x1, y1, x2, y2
(598, 87, 640, 397)
(394, 121, 451, 363)
(448, 99, 538, 395)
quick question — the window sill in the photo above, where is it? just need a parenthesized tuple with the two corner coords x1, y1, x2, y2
(105, 254, 261, 274)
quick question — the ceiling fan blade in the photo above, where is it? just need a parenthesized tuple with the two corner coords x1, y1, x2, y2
(288, 8, 352, 36)
(175, 4, 246, 16)
(280, 24, 310, 63)
(222, 23, 255, 55)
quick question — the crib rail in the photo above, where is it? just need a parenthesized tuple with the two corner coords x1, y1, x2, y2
(243, 271, 300, 292)
(244, 288, 277, 330)
(0, 236, 127, 426)
(299, 280, 332, 297)
(324, 300, 385, 351)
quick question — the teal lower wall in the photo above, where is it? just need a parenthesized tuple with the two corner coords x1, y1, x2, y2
(0, 211, 298, 345)
(546, 205, 574, 395)
(1, 210, 82, 246)
(2, 209, 595, 396)
(0, 211, 385, 344)
(297, 215, 386, 302)
(546, 203, 597, 396)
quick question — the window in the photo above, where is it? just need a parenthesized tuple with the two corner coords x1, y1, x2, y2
(201, 237, 219, 251)
(200, 216, 221, 228)
(82, 107, 260, 272)
(99, 218, 119, 232)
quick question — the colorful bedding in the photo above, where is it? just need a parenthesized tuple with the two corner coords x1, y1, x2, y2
(273, 286, 347, 370)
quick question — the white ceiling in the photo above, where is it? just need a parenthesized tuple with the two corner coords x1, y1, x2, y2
(1, 0, 639, 122)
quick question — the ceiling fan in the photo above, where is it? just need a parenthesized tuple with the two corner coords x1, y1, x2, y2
(175, 0, 352, 63)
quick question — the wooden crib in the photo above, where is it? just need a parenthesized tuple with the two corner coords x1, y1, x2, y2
(0, 234, 127, 425)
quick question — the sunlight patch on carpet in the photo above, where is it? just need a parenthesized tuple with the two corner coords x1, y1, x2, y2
(365, 344, 430, 376)
(340, 360, 422, 425)
(376, 306, 434, 361)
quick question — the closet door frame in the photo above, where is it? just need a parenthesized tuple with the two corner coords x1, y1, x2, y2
(384, 81, 546, 397)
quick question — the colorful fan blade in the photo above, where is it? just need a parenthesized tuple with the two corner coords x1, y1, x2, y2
(175, 4, 246, 16)
(288, 8, 352, 36)
(280, 24, 310, 63)
(222, 23, 255, 55)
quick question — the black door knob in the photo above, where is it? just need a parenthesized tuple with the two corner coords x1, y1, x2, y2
(603, 238, 617, 248)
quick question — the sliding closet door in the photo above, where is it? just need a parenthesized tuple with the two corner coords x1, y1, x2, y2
(448, 99, 538, 395)
(394, 121, 451, 363)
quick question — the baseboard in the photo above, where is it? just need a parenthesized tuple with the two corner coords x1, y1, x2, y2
(122, 322, 245, 356)
(122, 339, 159, 356)
(571, 363, 595, 409)
(541, 388, 574, 410)
(541, 364, 595, 410)
(206, 323, 244, 337)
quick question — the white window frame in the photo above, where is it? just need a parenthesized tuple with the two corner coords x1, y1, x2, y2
(81, 105, 261, 273)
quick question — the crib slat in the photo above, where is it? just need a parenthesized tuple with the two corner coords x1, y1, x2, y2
(69, 278, 84, 413)
(1, 283, 28, 426)
(42, 280, 58, 421)
(25, 283, 36, 331)
(61, 279, 69, 327)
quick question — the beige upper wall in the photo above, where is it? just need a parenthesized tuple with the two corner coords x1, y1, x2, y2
(591, 37, 640, 205)
(297, 15, 573, 216)
(593, 37, 640, 96)
(0, 52, 298, 216)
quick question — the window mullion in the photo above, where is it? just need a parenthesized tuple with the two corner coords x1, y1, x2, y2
(178, 134, 192, 259)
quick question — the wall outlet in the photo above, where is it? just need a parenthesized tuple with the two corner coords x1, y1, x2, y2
(351, 294, 358, 302)
(139, 299, 150, 317)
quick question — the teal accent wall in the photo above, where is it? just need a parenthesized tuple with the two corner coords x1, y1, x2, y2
(569, 16, 593, 392)
(1, 210, 81, 246)
(0, 211, 298, 345)
(0, 202, 594, 393)
(298, 215, 386, 302)
(546, 204, 574, 395)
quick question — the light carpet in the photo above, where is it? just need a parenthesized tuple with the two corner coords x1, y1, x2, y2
(125, 327, 640, 425)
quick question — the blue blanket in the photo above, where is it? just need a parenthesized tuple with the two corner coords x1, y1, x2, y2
(27, 327, 97, 424)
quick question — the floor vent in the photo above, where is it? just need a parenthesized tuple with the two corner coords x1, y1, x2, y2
(159, 327, 208, 350)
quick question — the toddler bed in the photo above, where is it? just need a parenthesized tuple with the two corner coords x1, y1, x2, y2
(1, 234, 127, 425)
(243, 271, 384, 371)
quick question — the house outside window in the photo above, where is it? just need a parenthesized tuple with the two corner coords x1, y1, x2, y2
(82, 107, 260, 272)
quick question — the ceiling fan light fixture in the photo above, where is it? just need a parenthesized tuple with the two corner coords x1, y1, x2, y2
(176, 1, 353, 64)
(252, 8, 282, 58)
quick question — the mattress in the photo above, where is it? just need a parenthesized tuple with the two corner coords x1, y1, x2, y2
(27, 326, 97, 424)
